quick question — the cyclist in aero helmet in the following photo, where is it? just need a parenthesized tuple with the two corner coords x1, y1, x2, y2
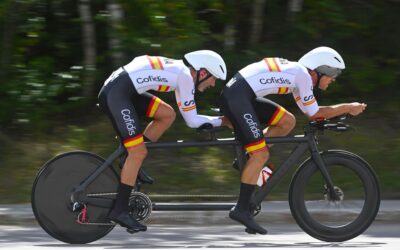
(299, 46, 345, 87)
(219, 46, 366, 234)
(98, 50, 230, 233)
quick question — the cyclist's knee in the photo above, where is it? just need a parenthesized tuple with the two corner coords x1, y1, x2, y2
(285, 112, 296, 131)
(165, 107, 176, 124)
(157, 104, 176, 125)
(279, 112, 296, 132)
(126, 145, 148, 160)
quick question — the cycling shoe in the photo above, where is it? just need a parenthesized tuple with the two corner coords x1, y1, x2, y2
(245, 228, 256, 234)
(109, 211, 147, 233)
(229, 208, 267, 235)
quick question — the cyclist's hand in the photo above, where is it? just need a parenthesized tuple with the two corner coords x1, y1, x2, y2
(348, 102, 367, 116)
(221, 116, 233, 129)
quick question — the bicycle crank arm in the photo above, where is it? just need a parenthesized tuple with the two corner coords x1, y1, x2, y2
(80, 196, 114, 209)
(71, 192, 116, 210)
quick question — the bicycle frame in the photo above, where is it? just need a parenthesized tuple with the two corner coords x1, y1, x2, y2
(71, 127, 337, 211)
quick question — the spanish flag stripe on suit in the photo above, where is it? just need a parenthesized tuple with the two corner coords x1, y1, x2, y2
(278, 87, 289, 94)
(123, 134, 144, 148)
(303, 99, 316, 106)
(244, 139, 267, 154)
(147, 56, 164, 70)
(268, 106, 287, 125)
(182, 105, 196, 112)
(157, 85, 170, 92)
(264, 57, 281, 72)
(146, 96, 161, 118)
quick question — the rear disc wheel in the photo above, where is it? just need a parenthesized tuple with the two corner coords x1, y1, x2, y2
(31, 151, 119, 244)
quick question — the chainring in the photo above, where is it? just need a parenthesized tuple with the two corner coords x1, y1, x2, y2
(129, 192, 152, 222)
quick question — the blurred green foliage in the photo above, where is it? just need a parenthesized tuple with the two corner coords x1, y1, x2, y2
(0, 0, 399, 202)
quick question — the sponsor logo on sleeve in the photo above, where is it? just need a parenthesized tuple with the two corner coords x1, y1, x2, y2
(303, 95, 314, 102)
(184, 100, 195, 106)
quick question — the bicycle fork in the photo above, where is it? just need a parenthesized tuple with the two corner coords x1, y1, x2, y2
(252, 133, 340, 206)
(307, 134, 340, 201)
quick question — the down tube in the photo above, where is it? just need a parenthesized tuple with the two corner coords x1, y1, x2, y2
(253, 143, 309, 205)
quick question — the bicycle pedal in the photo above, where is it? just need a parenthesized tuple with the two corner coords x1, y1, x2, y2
(245, 228, 257, 234)
(232, 158, 239, 171)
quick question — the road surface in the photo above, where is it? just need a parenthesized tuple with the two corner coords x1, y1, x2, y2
(1, 222, 399, 249)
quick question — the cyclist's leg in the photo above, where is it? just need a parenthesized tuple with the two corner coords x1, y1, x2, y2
(222, 97, 270, 185)
(134, 93, 176, 142)
(220, 74, 268, 234)
(121, 144, 147, 185)
(254, 97, 296, 139)
(234, 109, 269, 185)
(98, 70, 147, 232)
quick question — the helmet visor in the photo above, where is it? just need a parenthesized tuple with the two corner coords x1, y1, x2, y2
(315, 65, 342, 78)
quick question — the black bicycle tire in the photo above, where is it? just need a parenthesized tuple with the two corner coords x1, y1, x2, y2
(289, 151, 380, 242)
(31, 151, 119, 244)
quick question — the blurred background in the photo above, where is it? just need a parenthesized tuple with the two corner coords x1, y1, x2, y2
(0, 0, 399, 203)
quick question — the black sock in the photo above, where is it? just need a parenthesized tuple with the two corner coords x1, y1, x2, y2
(236, 183, 256, 212)
(112, 183, 133, 214)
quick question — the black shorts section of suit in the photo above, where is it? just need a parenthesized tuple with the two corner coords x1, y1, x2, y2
(219, 73, 283, 146)
(98, 68, 155, 142)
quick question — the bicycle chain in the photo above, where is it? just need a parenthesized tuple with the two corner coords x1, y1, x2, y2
(87, 193, 237, 198)
(80, 192, 237, 226)
(77, 219, 115, 226)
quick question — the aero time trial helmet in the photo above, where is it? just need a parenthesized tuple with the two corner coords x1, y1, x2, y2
(183, 50, 227, 80)
(298, 47, 345, 78)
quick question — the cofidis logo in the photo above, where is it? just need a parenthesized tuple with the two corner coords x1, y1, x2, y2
(136, 75, 168, 84)
(259, 77, 291, 85)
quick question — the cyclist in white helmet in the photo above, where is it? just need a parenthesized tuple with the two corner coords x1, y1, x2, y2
(219, 46, 366, 234)
(98, 50, 230, 233)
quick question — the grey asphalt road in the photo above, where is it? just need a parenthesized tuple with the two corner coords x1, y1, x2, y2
(0, 200, 399, 249)
(1, 222, 399, 250)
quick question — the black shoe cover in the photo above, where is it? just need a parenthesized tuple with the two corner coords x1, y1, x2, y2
(229, 208, 267, 235)
(109, 210, 147, 233)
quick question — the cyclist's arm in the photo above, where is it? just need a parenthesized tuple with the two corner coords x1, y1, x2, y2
(310, 103, 367, 119)
(294, 70, 320, 118)
(293, 91, 307, 114)
(293, 87, 319, 119)
(175, 74, 222, 128)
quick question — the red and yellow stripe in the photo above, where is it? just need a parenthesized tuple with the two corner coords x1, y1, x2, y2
(182, 105, 196, 112)
(268, 106, 287, 125)
(294, 96, 301, 102)
(278, 87, 289, 94)
(123, 134, 144, 148)
(264, 57, 281, 72)
(245, 139, 267, 154)
(157, 85, 170, 92)
(146, 96, 161, 118)
(147, 56, 164, 70)
(303, 98, 316, 106)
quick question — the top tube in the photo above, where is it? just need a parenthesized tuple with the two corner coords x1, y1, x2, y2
(143, 115, 351, 150)
(145, 134, 308, 149)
